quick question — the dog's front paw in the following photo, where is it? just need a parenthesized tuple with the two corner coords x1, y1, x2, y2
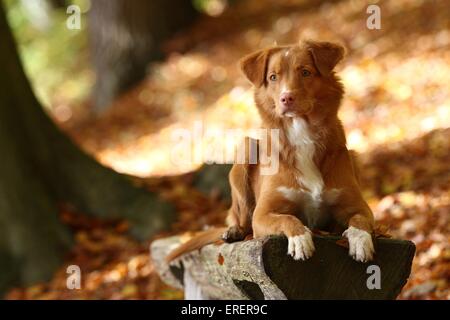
(342, 226, 374, 263)
(222, 226, 245, 243)
(287, 227, 315, 261)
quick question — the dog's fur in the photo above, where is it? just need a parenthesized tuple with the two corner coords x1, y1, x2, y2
(166, 40, 375, 263)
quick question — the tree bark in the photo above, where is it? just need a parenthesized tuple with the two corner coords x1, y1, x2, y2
(88, 0, 198, 112)
(0, 3, 174, 295)
(151, 235, 416, 300)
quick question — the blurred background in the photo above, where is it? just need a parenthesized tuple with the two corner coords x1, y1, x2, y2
(1, 0, 449, 299)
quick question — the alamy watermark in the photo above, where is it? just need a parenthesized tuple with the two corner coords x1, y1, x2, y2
(66, 264, 81, 289)
(366, 4, 381, 30)
(170, 121, 280, 175)
(366, 265, 381, 290)
(66, 5, 81, 30)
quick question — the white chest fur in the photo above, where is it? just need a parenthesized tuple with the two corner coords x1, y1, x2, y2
(286, 118, 324, 202)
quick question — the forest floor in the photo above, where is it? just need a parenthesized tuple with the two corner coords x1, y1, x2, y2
(6, 0, 449, 300)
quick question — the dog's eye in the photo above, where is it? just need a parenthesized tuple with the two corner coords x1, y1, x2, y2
(269, 74, 277, 81)
(302, 69, 311, 77)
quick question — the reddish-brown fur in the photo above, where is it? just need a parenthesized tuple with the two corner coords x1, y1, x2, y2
(166, 40, 375, 263)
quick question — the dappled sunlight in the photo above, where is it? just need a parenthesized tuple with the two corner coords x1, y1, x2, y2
(94, 86, 258, 176)
(341, 51, 450, 153)
(65, 0, 450, 178)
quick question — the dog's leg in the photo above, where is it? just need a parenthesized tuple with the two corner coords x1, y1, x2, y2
(328, 190, 375, 263)
(324, 148, 375, 262)
(334, 200, 375, 262)
(332, 198, 375, 262)
(253, 212, 314, 260)
(342, 213, 374, 263)
(222, 162, 254, 243)
(252, 198, 315, 260)
(223, 206, 248, 242)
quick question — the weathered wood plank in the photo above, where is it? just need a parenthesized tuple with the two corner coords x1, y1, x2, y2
(150, 235, 415, 300)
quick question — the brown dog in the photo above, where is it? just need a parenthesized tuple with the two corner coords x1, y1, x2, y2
(167, 40, 375, 263)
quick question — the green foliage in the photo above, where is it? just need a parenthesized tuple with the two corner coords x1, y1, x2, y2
(4, 0, 92, 110)
(193, 0, 228, 17)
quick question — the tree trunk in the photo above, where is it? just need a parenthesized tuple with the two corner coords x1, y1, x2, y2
(88, 0, 198, 112)
(0, 3, 174, 295)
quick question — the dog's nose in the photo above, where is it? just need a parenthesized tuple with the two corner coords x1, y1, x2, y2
(280, 92, 295, 107)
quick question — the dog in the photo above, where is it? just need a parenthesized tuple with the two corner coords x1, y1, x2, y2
(167, 40, 375, 263)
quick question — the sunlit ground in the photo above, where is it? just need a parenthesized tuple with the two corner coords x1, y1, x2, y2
(7, 0, 449, 299)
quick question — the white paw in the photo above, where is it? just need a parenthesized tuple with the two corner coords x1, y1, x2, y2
(287, 227, 315, 260)
(343, 226, 374, 263)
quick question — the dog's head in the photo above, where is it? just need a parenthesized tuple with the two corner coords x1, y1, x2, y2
(240, 40, 345, 121)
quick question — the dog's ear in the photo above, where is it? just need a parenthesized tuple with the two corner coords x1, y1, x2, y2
(305, 41, 345, 76)
(239, 49, 270, 87)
